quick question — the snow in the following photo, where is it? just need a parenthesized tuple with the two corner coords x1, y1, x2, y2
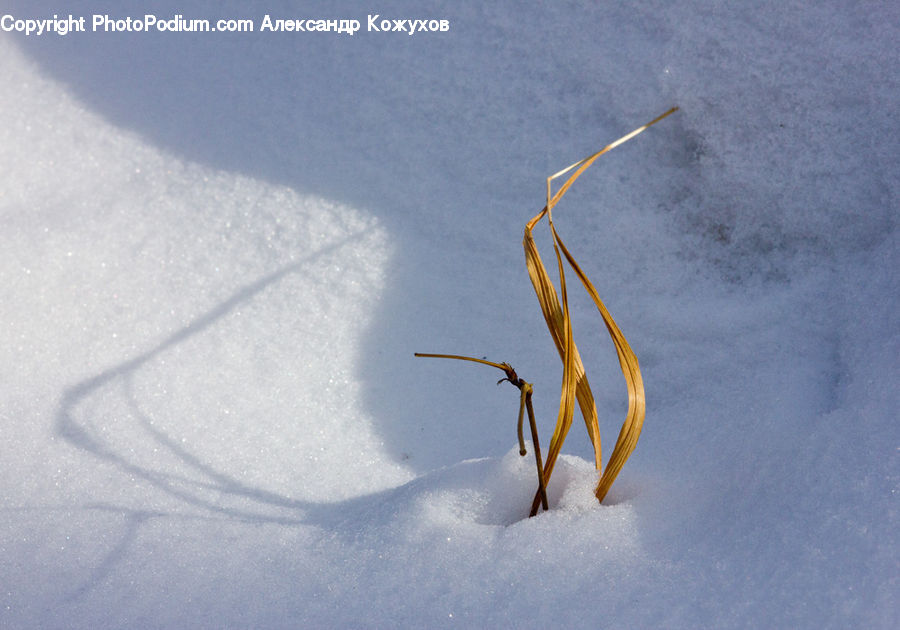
(1, 1, 897, 627)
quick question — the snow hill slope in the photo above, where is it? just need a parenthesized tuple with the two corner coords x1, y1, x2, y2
(1, 1, 897, 628)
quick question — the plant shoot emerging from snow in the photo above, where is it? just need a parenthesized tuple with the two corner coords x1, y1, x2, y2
(418, 107, 678, 517)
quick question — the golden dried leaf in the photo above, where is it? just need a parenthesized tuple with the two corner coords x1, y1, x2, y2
(525, 107, 676, 510)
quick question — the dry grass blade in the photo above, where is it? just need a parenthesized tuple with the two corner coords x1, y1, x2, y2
(550, 222, 646, 502)
(525, 107, 676, 509)
(523, 217, 603, 469)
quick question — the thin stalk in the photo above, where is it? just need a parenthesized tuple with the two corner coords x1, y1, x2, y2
(516, 387, 528, 456)
(415, 351, 548, 516)
(524, 385, 548, 513)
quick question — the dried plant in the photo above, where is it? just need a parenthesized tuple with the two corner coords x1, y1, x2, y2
(414, 353, 549, 512)
(418, 107, 678, 517)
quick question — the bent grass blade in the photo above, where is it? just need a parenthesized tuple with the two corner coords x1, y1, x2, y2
(526, 107, 675, 509)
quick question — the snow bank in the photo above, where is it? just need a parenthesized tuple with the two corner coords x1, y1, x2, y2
(1, 1, 896, 628)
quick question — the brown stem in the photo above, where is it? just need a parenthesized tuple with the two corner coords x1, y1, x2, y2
(415, 352, 548, 517)
(517, 388, 527, 456)
(525, 388, 548, 515)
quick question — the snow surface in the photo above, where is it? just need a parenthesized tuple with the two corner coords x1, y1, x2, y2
(1, 1, 897, 628)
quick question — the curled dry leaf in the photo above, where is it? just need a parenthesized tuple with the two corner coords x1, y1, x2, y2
(524, 107, 676, 514)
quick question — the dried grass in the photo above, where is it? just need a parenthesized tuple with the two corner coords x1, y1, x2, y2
(524, 107, 677, 513)
(414, 353, 549, 512)
(418, 107, 678, 517)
